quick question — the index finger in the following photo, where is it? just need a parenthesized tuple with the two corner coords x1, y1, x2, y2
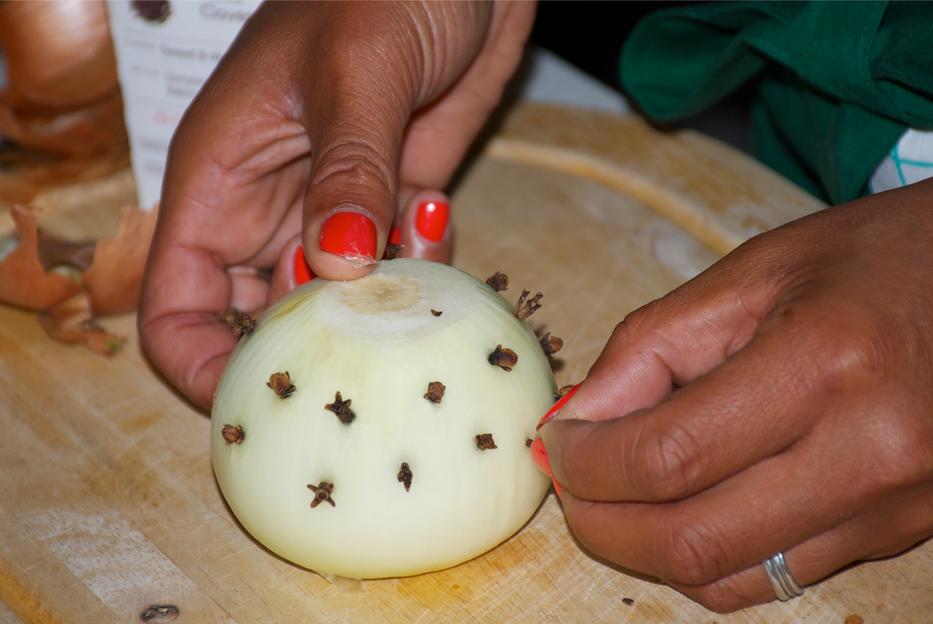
(541, 321, 816, 503)
(537, 253, 788, 501)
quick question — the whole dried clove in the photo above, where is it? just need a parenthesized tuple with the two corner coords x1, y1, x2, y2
(307, 481, 336, 508)
(222, 308, 256, 339)
(555, 385, 575, 401)
(132, 0, 172, 23)
(488, 345, 518, 371)
(475, 433, 497, 450)
(424, 381, 446, 403)
(267, 371, 296, 398)
(397, 462, 413, 492)
(513, 290, 543, 320)
(221, 424, 244, 445)
(485, 271, 509, 292)
(539, 332, 563, 356)
(140, 604, 179, 623)
(325, 392, 355, 424)
(525, 438, 533, 448)
(384, 243, 402, 260)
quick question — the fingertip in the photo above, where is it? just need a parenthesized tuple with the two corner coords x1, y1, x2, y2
(397, 190, 453, 264)
(304, 208, 381, 280)
(537, 416, 599, 491)
(414, 197, 450, 243)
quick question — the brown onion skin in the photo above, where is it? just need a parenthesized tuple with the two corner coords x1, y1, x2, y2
(0, 0, 117, 110)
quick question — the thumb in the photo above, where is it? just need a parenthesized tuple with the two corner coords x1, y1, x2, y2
(292, 2, 495, 281)
(295, 13, 419, 280)
(300, 102, 402, 280)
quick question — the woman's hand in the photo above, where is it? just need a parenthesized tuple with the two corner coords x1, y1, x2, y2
(138, 1, 536, 408)
(537, 179, 933, 612)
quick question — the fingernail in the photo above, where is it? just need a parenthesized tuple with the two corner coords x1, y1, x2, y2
(319, 212, 377, 260)
(553, 479, 563, 500)
(530, 438, 563, 500)
(293, 245, 315, 285)
(389, 226, 402, 245)
(529, 437, 553, 477)
(537, 383, 580, 430)
(415, 200, 449, 242)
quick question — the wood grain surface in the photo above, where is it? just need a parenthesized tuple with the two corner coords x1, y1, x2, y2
(1, 103, 930, 623)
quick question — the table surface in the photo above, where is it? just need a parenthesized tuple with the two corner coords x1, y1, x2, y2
(1, 103, 930, 624)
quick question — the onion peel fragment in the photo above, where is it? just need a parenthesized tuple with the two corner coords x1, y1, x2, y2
(0, 203, 158, 354)
(0, 205, 81, 310)
(37, 292, 126, 357)
(82, 204, 158, 314)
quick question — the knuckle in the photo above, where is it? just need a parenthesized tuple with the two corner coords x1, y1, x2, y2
(629, 423, 700, 501)
(659, 518, 730, 586)
(619, 299, 663, 334)
(311, 138, 393, 197)
(881, 494, 933, 554)
(860, 411, 933, 493)
(795, 306, 893, 396)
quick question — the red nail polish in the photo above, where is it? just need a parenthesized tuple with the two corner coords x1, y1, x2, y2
(530, 438, 563, 499)
(415, 200, 449, 242)
(293, 245, 315, 285)
(389, 226, 402, 245)
(537, 383, 580, 430)
(529, 438, 553, 478)
(319, 212, 377, 259)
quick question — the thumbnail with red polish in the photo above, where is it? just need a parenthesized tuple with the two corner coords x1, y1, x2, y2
(319, 212, 377, 259)
(293, 245, 315, 285)
(415, 200, 449, 242)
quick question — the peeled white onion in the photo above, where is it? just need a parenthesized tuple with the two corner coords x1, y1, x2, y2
(211, 259, 554, 579)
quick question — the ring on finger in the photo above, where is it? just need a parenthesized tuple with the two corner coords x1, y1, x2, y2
(763, 552, 805, 601)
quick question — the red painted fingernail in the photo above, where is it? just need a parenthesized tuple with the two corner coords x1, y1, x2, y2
(319, 212, 377, 259)
(389, 226, 402, 245)
(537, 383, 580, 430)
(530, 438, 563, 499)
(552, 479, 563, 500)
(529, 438, 553, 477)
(293, 245, 315, 285)
(415, 200, 449, 242)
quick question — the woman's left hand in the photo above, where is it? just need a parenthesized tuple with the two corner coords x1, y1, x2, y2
(536, 179, 933, 612)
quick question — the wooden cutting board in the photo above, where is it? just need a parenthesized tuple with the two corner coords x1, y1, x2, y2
(1, 103, 930, 624)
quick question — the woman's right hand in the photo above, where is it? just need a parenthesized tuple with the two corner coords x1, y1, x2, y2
(138, 1, 536, 408)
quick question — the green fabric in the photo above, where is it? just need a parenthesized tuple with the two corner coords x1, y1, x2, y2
(620, 1, 933, 204)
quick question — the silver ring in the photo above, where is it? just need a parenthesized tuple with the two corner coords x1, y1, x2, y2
(763, 552, 804, 601)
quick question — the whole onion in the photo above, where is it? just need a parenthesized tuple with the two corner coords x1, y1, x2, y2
(212, 259, 554, 579)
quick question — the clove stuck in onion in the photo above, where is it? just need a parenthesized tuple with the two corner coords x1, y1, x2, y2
(212, 259, 555, 579)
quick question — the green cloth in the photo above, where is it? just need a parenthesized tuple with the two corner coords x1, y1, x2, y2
(620, 1, 933, 204)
